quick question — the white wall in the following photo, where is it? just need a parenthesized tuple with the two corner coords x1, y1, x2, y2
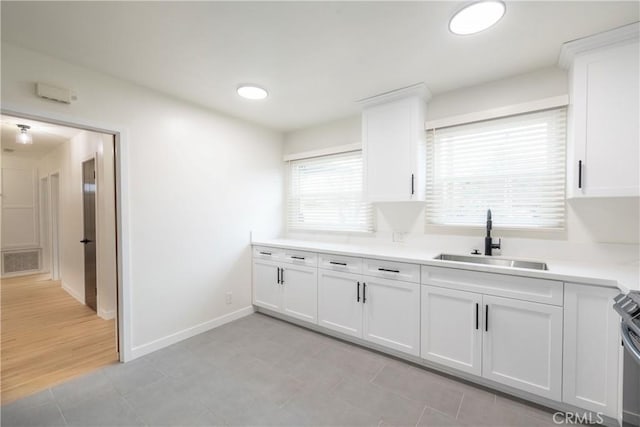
(1, 42, 284, 358)
(37, 131, 118, 320)
(1, 155, 39, 252)
(282, 66, 640, 265)
(0, 153, 43, 274)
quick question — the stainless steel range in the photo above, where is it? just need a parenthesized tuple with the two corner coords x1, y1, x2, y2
(614, 291, 640, 427)
(615, 291, 640, 365)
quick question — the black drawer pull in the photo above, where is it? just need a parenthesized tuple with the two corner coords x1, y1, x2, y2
(475, 303, 479, 330)
(276, 267, 281, 284)
(330, 261, 347, 266)
(291, 256, 305, 260)
(411, 173, 415, 195)
(378, 268, 400, 273)
(362, 283, 367, 303)
(578, 160, 583, 189)
(281, 269, 285, 285)
(485, 305, 489, 332)
(260, 251, 272, 256)
(357, 282, 360, 302)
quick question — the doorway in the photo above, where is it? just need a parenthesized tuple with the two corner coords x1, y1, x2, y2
(0, 114, 120, 403)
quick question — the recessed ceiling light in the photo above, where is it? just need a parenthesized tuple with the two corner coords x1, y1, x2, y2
(237, 85, 268, 100)
(449, 1, 506, 35)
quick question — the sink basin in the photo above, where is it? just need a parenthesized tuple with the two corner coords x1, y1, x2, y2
(434, 254, 548, 271)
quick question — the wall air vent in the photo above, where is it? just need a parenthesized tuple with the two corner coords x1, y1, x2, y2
(2, 250, 41, 275)
(36, 82, 77, 104)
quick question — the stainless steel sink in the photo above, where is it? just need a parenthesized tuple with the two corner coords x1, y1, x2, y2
(434, 254, 548, 271)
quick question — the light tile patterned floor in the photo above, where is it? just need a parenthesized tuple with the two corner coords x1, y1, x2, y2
(1, 313, 559, 426)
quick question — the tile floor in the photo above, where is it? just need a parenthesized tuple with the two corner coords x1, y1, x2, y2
(1, 313, 560, 427)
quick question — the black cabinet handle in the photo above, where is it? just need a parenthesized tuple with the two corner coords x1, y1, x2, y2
(276, 267, 281, 284)
(411, 174, 415, 195)
(281, 268, 285, 285)
(357, 282, 360, 302)
(578, 160, 582, 189)
(80, 239, 93, 244)
(362, 283, 367, 303)
(330, 261, 347, 266)
(475, 303, 479, 330)
(291, 256, 305, 260)
(485, 305, 489, 332)
(378, 268, 400, 273)
(259, 251, 272, 256)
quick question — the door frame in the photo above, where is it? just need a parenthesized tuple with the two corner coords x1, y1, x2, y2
(1, 108, 132, 362)
(49, 171, 61, 281)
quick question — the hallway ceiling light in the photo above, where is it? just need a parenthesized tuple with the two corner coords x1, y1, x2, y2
(16, 124, 33, 145)
(449, 1, 506, 35)
(237, 85, 268, 100)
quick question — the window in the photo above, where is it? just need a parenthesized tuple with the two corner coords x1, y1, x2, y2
(287, 151, 373, 232)
(426, 108, 567, 229)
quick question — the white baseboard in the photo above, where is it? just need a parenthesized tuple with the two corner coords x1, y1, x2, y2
(98, 308, 115, 320)
(61, 281, 84, 304)
(130, 306, 255, 360)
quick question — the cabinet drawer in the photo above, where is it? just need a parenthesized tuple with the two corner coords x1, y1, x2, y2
(253, 246, 283, 260)
(363, 258, 420, 283)
(281, 249, 318, 267)
(319, 253, 362, 274)
(421, 265, 563, 306)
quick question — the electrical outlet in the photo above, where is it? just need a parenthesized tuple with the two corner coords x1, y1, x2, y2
(225, 292, 232, 305)
(392, 232, 405, 243)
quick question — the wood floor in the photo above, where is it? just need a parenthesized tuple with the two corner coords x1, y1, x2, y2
(1, 273, 118, 404)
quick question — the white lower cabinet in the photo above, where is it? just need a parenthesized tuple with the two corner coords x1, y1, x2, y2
(253, 259, 281, 311)
(281, 264, 318, 323)
(362, 277, 420, 356)
(252, 258, 318, 324)
(482, 295, 563, 401)
(318, 267, 420, 356)
(421, 286, 482, 376)
(562, 283, 620, 418)
(421, 285, 563, 401)
(317, 269, 363, 338)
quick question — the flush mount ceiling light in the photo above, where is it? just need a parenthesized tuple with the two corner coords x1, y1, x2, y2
(16, 124, 33, 145)
(237, 85, 268, 100)
(449, 1, 506, 35)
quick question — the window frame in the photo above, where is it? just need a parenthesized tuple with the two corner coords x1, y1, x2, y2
(286, 149, 374, 234)
(425, 107, 568, 232)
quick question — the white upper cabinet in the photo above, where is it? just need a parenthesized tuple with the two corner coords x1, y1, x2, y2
(561, 24, 640, 198)
(362, 95, 427, 202)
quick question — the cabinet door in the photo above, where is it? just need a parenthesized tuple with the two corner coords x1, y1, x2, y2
(363, 97, 425, 202)
(318, 270, 363, 338)
(571, 41, 639, 197)
(362, 277, 420, 356)
(252, 259, 281, 311)
(482, 295, 562, 401)
(281, 264, 318, 324)
(563, 283, 620, 418)
(421, 286, 482, 376)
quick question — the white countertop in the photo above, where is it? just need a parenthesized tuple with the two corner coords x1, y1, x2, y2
(252, 238, 640, 293)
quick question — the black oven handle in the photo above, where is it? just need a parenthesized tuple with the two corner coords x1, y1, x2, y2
(621, 324, 640, 365)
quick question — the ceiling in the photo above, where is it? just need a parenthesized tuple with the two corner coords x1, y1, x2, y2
(1, 115, 81, 158)
(1, 2, 638, 132)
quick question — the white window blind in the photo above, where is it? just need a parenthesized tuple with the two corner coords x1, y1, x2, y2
(287, 151, 373, 232)
(426, 107, 567, 229)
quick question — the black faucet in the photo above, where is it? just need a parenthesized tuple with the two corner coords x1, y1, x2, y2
(484, 209, 501, 256)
